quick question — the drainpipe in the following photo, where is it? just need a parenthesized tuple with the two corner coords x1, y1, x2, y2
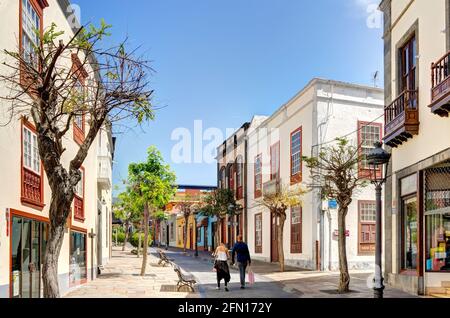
(244, 135, 249, 242)
(319, 199, 325, 271)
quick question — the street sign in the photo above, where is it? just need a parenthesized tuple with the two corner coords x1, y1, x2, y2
(333, 230, 350, 237)
(328, 200, 338, 209)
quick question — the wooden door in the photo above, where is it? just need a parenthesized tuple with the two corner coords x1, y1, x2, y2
(271, 214, 279, 262)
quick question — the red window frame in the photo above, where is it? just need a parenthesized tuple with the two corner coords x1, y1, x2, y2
(254, 154, 262, 198)
(236, 156, 244, 200)
(290, 206, 302, 254)
(290, 127, 302, 184)
(71, 54, 88, 145)
(227, 164, 235, 194)
(19, 0, 48, 88)
(358, 200, 376, 255)
(255, 213, 262, 254)
(270, 142, 280, 181)
(21, 117, 45, 210)
(73, 167, 85, 222)
(357, 121, 383, 180)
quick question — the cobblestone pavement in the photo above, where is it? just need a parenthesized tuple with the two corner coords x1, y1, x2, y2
(164, 247, 418, 298)
(64, 246, 195, 298)
(64, 246, 418, 298)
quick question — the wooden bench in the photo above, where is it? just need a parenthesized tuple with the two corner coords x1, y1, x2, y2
(173, 264, 196, 292)
(157, 249, 174, 267)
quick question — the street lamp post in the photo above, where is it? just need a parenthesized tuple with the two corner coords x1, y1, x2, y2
(366, 142, 391, 299)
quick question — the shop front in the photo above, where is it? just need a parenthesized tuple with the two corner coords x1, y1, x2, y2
(69, 230, 87, 287)
(10, 211, 48, 298)
(390, 159, 450, 295)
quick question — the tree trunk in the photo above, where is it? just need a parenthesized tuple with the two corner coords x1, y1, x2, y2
(122, 221, 130, 251)
(42, 221, 66, 298)
(137, 223, 142, 258)
(277, 212, 286, 272)
(42, 188, 73, 298)
(141, 203, 150, 276)
(337, 207, 350, 293)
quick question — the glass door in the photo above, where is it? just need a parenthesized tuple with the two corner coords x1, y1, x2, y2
(21, 219, 32, 298)
(11, 217, 22, 298)
(10, 216, 46, 298)
(402, 196, 418, 270)
(31, 221, 41, 298)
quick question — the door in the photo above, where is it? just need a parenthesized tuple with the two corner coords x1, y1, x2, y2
(189, 226, 193, 250)
(166, 225, 170, 247)
(211, 222, 216, 250)
(271, 214, 279, 263)
(97, 207, 102, 267)
(11, 217, 45, 298)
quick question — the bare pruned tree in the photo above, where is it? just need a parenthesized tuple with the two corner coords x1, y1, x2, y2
(303, 138, 368, 293)
(253, 183, 307, 272)
(0, 20, 155, 298)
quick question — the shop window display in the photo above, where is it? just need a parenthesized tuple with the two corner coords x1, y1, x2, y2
(425, 164, 450, 272)
(69, 231, 87, 285)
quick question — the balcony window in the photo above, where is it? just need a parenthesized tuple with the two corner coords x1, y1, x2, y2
(236, 156, 243, 200)
(384, 35, 419, 147)
(290, 127, 302, 184)
(270, 142, 280, 181)
(74, 168, 85, 222)
(254, 154, 262, 198)
(358, 122, 382, 178)
(21, 119, 44, 209)
(430, 51, 450, 116)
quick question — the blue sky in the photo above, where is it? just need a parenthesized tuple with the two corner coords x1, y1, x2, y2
(73, 0, 383, 193)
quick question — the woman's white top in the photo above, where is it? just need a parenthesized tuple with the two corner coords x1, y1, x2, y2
(215, 251, 228, 261)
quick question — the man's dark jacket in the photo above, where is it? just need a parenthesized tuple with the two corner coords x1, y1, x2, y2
(232, 242, 251, 264)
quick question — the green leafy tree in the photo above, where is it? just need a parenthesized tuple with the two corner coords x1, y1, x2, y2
(303, 138, 367, 293)
(113, 188, 143, 251)
(0, 21, 154, 297)
(201, 189, 240, 249)
(128, 147, 176, 276)
(254, 183, 307, 272)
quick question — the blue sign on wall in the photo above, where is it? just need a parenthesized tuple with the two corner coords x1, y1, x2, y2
(328, 199, 338, 209)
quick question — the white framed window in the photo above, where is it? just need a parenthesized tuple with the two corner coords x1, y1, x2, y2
(255, 155, 262, 191)
(291, 130, 302, 176)
(75, 169, 84, 198)
(23, 126, 40, 174)
(73, 80, 85, 130)
(22, 0, 40, 66)
(360, 123, 382, 170)
(236, 156, 243, 188)
(255, 214, 262, 253)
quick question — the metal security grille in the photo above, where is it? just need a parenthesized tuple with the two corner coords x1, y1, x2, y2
(424, 162, 450, 213)
(424, 162, 450, 272)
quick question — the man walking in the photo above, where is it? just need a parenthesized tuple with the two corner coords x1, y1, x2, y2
(231, 235, 252, 289)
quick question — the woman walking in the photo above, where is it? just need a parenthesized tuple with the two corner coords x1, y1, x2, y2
(213, 243, 231, 292)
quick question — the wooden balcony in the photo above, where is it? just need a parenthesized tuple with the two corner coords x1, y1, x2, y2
(384, 90, 419, 148)
(430, 51, 450, 117)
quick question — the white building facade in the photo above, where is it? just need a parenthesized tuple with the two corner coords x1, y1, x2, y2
(0, 0, 113, 298)
(380, 0, 450, 296)
(244, 79, 384, 270)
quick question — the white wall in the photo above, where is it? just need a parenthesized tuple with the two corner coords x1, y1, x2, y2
(0, 0, 112, 297)
(246, 79, 384, 270)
